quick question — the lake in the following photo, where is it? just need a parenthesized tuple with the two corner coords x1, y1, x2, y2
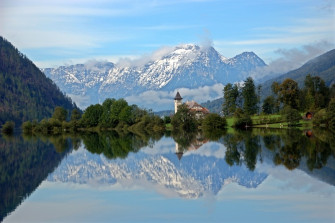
(1, 128, 335, 223)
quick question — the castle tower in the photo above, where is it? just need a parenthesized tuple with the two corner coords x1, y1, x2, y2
(174, 91, 183, 113)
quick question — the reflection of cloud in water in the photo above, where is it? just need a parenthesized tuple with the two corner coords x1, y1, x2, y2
(255, 162, 335, 196)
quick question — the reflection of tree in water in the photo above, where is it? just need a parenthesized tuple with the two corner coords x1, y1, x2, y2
(221, 128, 335, 172)
(222, 130, 260, 171)
(223, 134, 242, 166)
(0, 135, 72, 222)
(81, 131, 163, 160)
(273, 129, 303, 170)
(263, 128, 334, 171)
(171, 130, 211, 160)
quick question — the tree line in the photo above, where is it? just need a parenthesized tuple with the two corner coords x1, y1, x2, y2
(20, 98, 165, 135)
(222, 75, 335, 130)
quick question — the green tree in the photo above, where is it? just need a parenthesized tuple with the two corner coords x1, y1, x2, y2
(70, 108, 81, 121)
(110, 99, 128, 127)
(233, 108, 252, 129)
(278, 79, 300, 109)
(171, 104, 197, 131)
(1, 121, 15, 134)
(303, 74, 329, 110)
(242, 77, 258, 115)
(99, 98, 116, 127)
(281, 106, 301, 126)
(202, 113, 227, 131)
(262, 96, 276, 114)
(222, 83, 239, 116)
(22, 121, 33, 134)
(81, 104, 103, 127)
(52, 106, 67, 122)
(163, 116, 171, 124)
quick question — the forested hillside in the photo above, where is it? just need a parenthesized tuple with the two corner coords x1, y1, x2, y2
(0, 37, 77, 126)
(261, 49, 335, 98)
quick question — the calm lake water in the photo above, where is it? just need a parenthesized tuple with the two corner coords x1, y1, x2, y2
(1, 129, 335, 223)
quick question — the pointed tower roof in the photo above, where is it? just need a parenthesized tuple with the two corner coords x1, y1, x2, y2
(174, 91, 183, 100)
(176, 152, 184, 160)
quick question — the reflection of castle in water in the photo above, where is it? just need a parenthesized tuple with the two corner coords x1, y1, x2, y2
(175, 133, 209, 160)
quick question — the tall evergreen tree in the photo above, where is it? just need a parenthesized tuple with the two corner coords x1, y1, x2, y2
(242, 77, 258, 115)
(222, 83, 239, 116)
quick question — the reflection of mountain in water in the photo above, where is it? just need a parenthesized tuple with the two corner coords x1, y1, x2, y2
(48, 146, 267, 199)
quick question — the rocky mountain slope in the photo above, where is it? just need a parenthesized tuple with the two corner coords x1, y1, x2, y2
(43, 44, 266, 108)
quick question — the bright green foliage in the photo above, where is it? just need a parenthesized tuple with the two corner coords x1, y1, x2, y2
(1, 121, 14, 134)
(81, 104, 103, 127)
(262, 96, 277, 114)
(171, 104, 197, 131)
(242, 77, 258, 115)
(52, 107, 67, 122)
(119, 106, 132, 124)
(278, 79, 300, 109)
(202, 113, 227, 131)
(281, 106, 301, 126)
(110, 99, 128, 127)
(222, 83, 239, 116)
(99, 98, 116, 127)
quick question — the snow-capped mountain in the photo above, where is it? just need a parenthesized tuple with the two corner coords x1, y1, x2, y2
(43, 44, 266, 108)
(48, 147, 267, 199)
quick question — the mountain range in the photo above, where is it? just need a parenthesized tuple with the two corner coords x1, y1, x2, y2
(43, 44, 266, 108)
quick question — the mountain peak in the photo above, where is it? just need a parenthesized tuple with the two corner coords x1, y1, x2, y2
(43, 45, 267, 109)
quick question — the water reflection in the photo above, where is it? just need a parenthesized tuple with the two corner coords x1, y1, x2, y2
(1, 128, 335, 222)
(0, 135, 72, 221)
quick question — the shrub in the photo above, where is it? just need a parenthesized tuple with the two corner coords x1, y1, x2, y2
(1, 121, 15, 134)
(202, 113, 227, 131)
(281, 106, 301, 126)
(22, 121, 33, 134)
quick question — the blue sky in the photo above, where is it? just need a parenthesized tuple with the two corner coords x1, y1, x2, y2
(0, 0, 334, 68)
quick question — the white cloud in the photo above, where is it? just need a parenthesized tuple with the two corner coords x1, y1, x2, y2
(250, 41, 334, 80)
(125, 83, 224, 111)
(116, 46, 176, 68)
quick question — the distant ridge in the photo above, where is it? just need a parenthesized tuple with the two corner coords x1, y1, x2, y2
(0, 37, 78, 126)
(261, 49, 335, 98)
